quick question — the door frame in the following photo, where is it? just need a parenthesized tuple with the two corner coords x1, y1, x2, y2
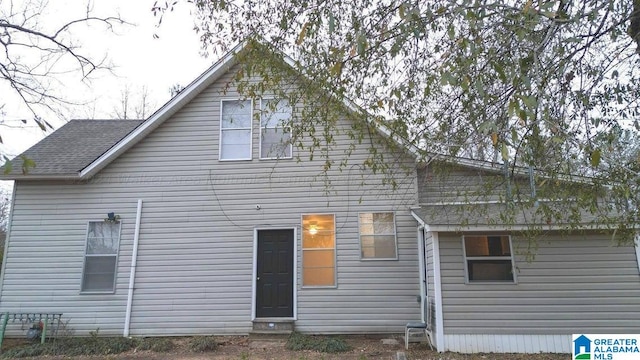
(251, 227, 297, 320)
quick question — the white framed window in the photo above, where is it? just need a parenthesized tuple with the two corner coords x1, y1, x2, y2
(302, 214, 336, 287)
(463, 235, 515, 283)
(260, 99, 292, 159)
(81, 221, 121, 293)
(220, 99, 252, 160)
(359, 212, 398, 260)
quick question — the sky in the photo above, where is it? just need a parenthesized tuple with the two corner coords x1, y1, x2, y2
(1, 0, 213, 159)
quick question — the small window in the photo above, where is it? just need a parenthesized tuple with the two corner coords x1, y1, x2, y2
(220, 99, 252, 160)
(359, 212, 397, 259)
(463, 235, 515, 283)
(82, 221, 121, 293)
(302, 214, 336, 287)
(260, 99, 292, 159)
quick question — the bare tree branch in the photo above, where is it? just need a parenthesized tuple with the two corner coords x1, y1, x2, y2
(0, 0, 129, 133)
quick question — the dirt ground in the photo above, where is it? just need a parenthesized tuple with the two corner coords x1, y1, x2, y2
(2, 335, 569, 360)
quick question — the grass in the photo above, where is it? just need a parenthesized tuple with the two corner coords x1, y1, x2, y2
(286, 332, 351, 353)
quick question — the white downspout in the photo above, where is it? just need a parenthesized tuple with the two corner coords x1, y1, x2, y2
(417, 226, 426, 323)
(124, 199, 143, 337)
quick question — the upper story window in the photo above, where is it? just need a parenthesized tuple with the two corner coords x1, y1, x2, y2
(359, 212, 398, 260)
(82, 221, 121, 293)
(220, 99, 252, 160)
(260, 99, 292, 159)
(463, 235, 515, 283)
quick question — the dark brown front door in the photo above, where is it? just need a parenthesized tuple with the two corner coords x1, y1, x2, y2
(256, 229, 294, 318)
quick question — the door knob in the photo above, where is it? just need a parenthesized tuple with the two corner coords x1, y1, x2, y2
(257, 277, 260, 281)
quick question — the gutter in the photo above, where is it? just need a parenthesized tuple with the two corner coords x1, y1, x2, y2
(0, 174, 80, 181)
(123, 199, 143, 337)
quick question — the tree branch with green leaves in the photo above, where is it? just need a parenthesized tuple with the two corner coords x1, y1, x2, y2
(153, 0, 639, 240)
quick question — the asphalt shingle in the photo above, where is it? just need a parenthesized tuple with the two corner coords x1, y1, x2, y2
(3, 120, 143, 177)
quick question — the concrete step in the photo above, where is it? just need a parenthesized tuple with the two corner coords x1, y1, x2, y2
(251, 319, 295, 334)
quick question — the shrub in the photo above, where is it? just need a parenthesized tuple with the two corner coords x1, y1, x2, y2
(0, 343, 48, 358)
(54, 336, 138, 356)
(286, 332, 351, 353)
(189, 336, 218, 352)
(0, 336, 138, 358)
(137, 337, 175, 352)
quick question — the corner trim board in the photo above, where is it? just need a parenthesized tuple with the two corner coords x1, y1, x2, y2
(431, 231, 445, 352)
(0, 184, 17, 300)
(417, 227, 426, 324)
(635, 232, 640, 275)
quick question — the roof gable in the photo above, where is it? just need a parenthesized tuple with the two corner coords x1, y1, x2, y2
(1, 37, 562, 181)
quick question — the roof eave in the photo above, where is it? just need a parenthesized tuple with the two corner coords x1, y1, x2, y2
(425, 223, 614, 232)
(78, 41, 246, 180)
(410, 210, 623, 232)
(0, 174, 80, 181)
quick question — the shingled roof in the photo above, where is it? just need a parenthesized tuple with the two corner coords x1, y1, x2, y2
(1, 120, 143, 179)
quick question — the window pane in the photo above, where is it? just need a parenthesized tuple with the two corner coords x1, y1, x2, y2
(87, 222, 119, 254)
(359, 222, 374, 234)
(467, 260, 513, 281)
(374, 244, 397, 259)
(261, 99, 291, 127)
(360, 213, 372, 222)
(464, 236, 511, 256)
(261, 128, 291, 158)
(303, 249, 335, 267)
(303, 232, 335, 248)
(361, 235, 397, 259)
(373, 212, 394, 224)
(375, 235, 397, 257)
(82, 256, 116, 292)
(222, 100, 251, 128)
(302, 214, 335, 249)
(359, 213, 397, 259)
(302, 267, 335, 286)
(373, 218, 394, 234)
(220, 129, 251, 159)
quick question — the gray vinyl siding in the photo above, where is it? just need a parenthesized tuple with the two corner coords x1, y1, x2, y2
(1, 182, 136, 335)
(0, 66, 421, 336)
(418, 165, 533, 205)
(439, 232, 640, 334)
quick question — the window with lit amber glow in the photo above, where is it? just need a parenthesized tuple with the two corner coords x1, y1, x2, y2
(302, 214, 335, 287)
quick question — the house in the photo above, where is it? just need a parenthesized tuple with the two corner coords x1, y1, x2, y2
(1, 39, 639, 353)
